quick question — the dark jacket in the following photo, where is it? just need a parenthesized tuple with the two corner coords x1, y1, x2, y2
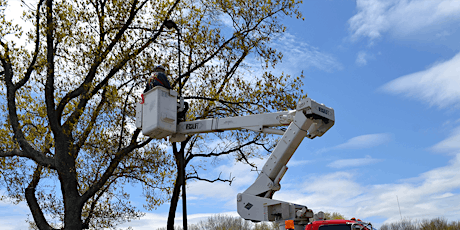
(144, 72, 171, 92)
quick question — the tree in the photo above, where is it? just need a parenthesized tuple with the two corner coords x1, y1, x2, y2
(156, 214, 279, 230)
(324, 212, 346, 220)
(0, 0, 304, 229)
(190, 214, 253, 230)
(379, 217, 460, 230)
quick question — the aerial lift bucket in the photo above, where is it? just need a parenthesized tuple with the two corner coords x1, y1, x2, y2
(136, 86, 177, 139)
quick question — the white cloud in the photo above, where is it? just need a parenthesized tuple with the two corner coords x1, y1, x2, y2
(274, 153, 460, 227)
(381, 52, 460, 109)
(0, 200, 30, 230)
(432, 125, 460, 153)
(275, 33, 343, 72)
(119, 211, 240, 230)
(316, 133, 391, 154)
(356, 51, 369, 66)
(287, 160, 313, 167)
(120, 150, 460, 229)
(367, 153, 460, 222)
(436, 30, 451, 38)
(6, 128, 460, 230)
(243, 33, 342, 78)
(3, 0, 35, 47)
(274, 171, 364, 212)
(219, 14, 234, 28)
(432, 192, 454, 199)
(327, 155, 383, 169)
(349, 0, 460, 41)
(335, 133, 391, 149)
(118, 157, 266, 229)
(118, 213, 168, 230)
(187, 180, 237, 201)
(185, 157, 268, 208)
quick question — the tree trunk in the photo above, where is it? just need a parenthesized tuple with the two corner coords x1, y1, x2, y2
(55, 141, 84, 230)
(58, 170, 84, 230)
(63, 204, 83, 230)
(167, 172, 183, 230)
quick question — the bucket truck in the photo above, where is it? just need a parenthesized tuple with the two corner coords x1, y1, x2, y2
(137, 86, 368, 230)
(305, 215, 373, 230)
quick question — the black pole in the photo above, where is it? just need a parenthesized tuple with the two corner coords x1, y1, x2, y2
(178, 28, 187, 230)
(178, 29, 182, 96)
(165, 19, 187, 230)
(182, 153, 187, 230)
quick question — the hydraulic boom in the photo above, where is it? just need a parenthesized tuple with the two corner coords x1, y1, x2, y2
(235, 97, 334, 230)
(136, 86, 335, 230)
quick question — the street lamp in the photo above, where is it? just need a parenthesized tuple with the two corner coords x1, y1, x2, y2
(164, 19, 182, 96)
(164, 19, 187, 230)
(164, 19, 178, 30)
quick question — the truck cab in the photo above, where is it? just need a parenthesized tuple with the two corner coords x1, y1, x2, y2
(305, 219, 372, 230)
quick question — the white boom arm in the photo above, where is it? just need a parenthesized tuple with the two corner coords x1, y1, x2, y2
(136, 87, 335, 230)
(236, 98, 334, 230)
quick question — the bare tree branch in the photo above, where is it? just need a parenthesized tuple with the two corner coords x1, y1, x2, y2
(72, 88, 108, 156)
(80, 129, 151, 203)
(44, 0, 63, 139)
(215, 51, 249, 96)
(82, 183, 111, 229)
(187, 174, 234, 185)
(237, 148, 256, 168)
(14, 0, 44, 90)
(183, 96, 260, 106)
(186, 139, 259, 165)
(25, 165, 57, 230)
(187, 166, 234, 185)
(59, 0, 142, 132)
(0, 149, 55, 169)
(1, 41, 56, 169)
(61, 0, 180, 135)
(117, 83, 137, 152)
(56, 0, 144, 123)
(173, 34, 239, 88)
(176, 11, 276, 89)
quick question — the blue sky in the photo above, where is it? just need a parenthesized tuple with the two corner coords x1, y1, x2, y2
(3, 0, 460, 229)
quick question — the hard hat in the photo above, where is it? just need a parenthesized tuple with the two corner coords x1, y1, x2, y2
(154, 65, 166, 71)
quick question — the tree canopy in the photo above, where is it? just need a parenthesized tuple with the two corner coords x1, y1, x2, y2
(0, 0, 305, 229)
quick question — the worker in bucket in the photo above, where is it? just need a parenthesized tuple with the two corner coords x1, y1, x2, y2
(144, 65, 171, 93)
(141, 65, 188, 122)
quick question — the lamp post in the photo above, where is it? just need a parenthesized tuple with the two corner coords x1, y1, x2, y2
(164, 19, 182, 96)
(164, 19, 187, 230)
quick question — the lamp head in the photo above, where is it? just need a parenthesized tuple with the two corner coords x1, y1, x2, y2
(165, 20, 178, 30)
